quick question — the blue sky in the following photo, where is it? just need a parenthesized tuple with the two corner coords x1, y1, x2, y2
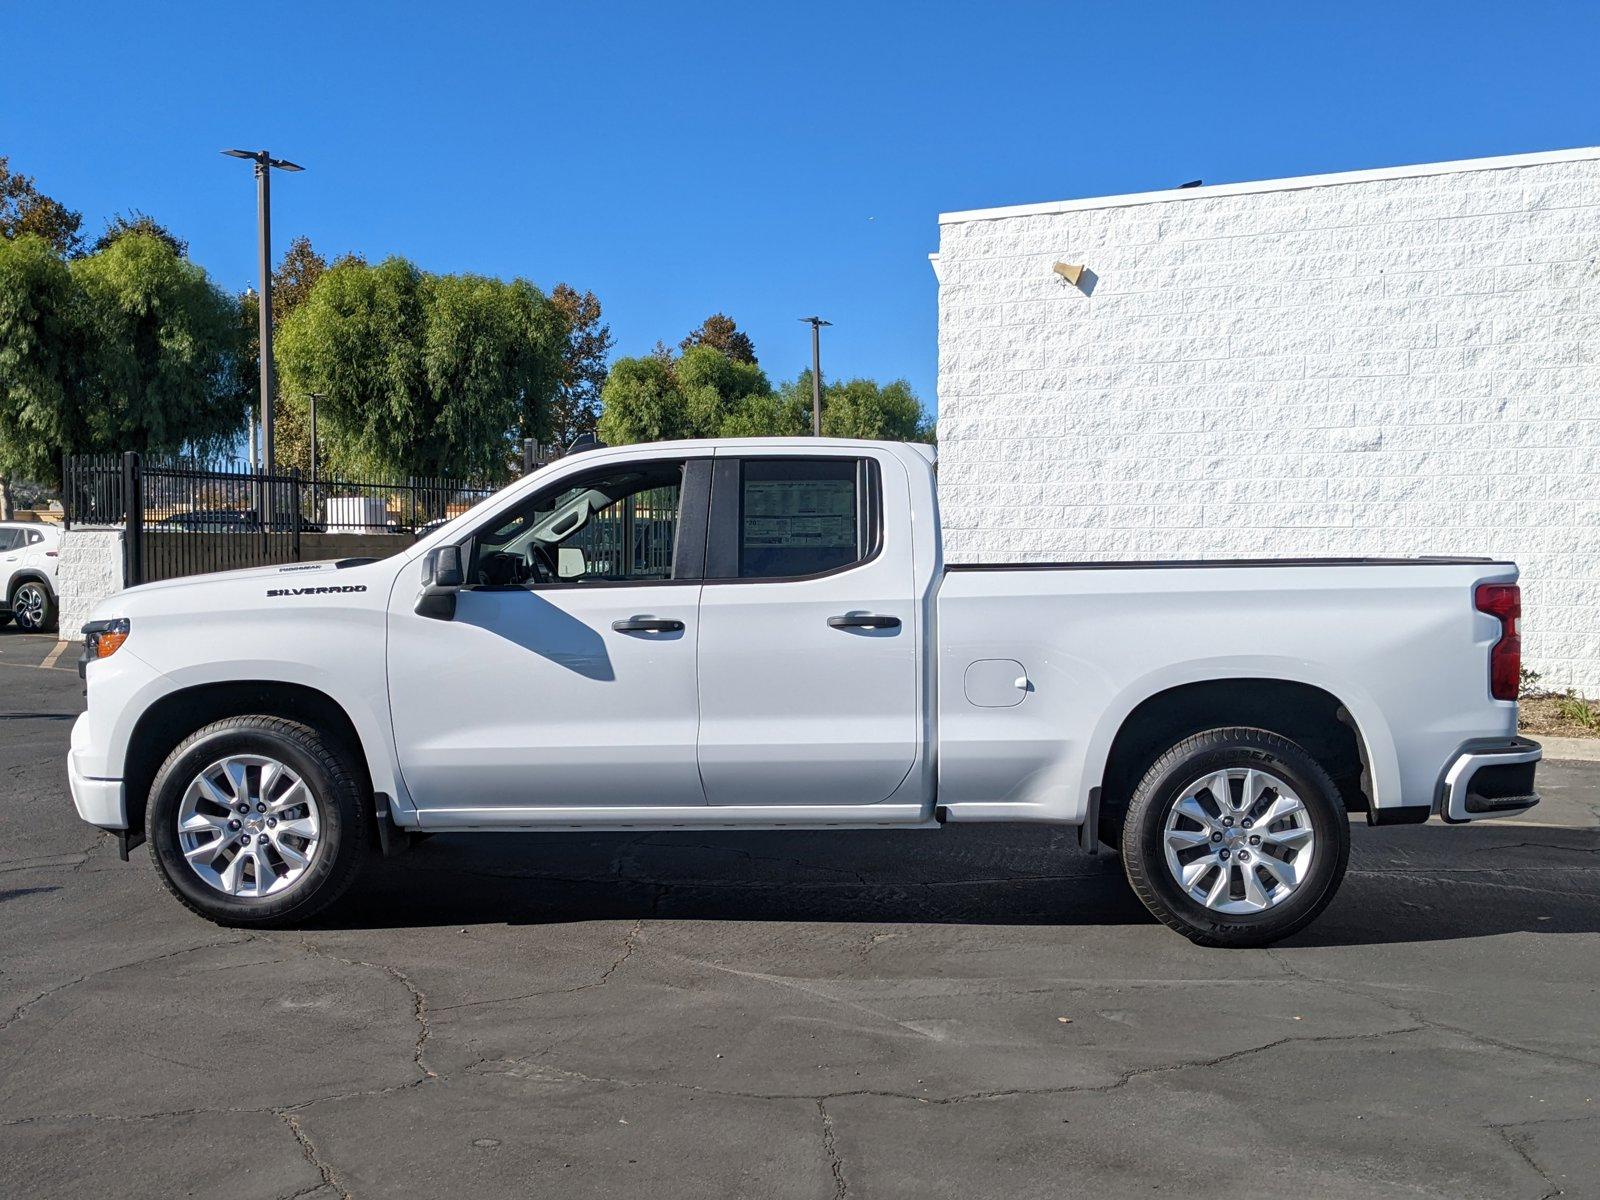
(6, 2, 1598, 413)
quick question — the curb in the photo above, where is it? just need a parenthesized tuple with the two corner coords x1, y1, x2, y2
(1536, 735, 1600, 763)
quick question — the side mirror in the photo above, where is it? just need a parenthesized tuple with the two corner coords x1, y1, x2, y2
(425, 545, 464, 588)
(416, 545, 465, 619)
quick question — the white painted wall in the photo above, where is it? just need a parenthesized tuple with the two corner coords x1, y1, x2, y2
(934, 147, 1600, 694)
(57, 528, 124, 639)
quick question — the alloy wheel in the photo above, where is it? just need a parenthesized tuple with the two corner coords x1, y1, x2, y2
(1162, 766, 1317, 915)
(12, 583, 48, 631)
(176, 755, 322, 898)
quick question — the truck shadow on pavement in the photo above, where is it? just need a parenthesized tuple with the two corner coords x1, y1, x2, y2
(313, 819, 1600, 948)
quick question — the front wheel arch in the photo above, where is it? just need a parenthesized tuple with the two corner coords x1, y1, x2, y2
(124, 681, 374, 850)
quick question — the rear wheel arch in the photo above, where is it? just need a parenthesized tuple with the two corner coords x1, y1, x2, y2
(7, 569, 52, 598)
(6, 569, 53, 602)
(1097, 678, 1373, 841)
(124, 681, 373, 842)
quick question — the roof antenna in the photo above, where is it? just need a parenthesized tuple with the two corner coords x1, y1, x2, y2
(1178, 179, 1203, 188)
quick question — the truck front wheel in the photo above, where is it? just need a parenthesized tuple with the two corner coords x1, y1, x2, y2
(1120, 727, 1350, 948)
(146, 716, 369, 926)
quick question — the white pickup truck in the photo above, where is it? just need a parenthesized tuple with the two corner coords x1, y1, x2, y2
(69, 438, 1541, 946)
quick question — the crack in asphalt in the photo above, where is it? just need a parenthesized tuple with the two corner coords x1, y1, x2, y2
(430, 919, 645, 1013)
(294, 941, 435, 1080)
(0, 938, 249, 1033)
(1266, 948, 1600, 1071)
(281, 1111, 352, 1200)
(817, 1098, 848, 1199)
(1468, 840, 1600, 857)
(1493, 1124, 1564, 1199)
(471, 1023, 1432, 1107)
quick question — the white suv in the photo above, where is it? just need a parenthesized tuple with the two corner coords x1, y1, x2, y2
(0, 522, 61, 633)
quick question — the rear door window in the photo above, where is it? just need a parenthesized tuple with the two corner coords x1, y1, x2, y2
(707, 458, 879, 580)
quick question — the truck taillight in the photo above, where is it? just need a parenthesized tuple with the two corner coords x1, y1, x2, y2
(1475, 583, 1520, 702)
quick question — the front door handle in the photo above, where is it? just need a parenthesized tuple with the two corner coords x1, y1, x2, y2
(827, 613, 901, 630)
(612, 617, 685, 633)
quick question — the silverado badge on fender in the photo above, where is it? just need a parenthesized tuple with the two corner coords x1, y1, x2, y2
(265, 585, 368, 597)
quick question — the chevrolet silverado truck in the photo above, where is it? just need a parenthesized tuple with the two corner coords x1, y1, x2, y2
(68, 438, 1541, 946)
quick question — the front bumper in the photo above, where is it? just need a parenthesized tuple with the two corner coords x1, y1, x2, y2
(1438, 736, 1541, 824)
(67, 713, 126, 829)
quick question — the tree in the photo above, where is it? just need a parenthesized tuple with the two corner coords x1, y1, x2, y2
(548, 283, 613, 450)
(597, 355, 692, 445)
(253, 237, 332, 471)
(822, 376, 927, 441)
(274, 256, 566, 479)
(0, 236, 87, 515)
(599, 344, 792, 444)
(770, 372, 930, 442)
(270, 236, 331, 320)
(92, 211, 187, 257)
(676, 343, 770, 432)
(72, 233, 250, 457)
(0, 232, 247, 514)
(680, 312, 756, 364)
(0, 157, 83, 256)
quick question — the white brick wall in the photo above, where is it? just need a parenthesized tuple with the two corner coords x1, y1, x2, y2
(935, 148, 1600, 695)
(57, 528, 124, 639)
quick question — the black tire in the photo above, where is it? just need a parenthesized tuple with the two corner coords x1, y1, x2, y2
(9, 579, 55, 633)
(146, 716, 369, 926)
(1121, 727, 1350, 948)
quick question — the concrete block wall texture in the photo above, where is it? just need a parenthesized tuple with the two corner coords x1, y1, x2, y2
(57, 528, 125, 638)
(934, 147, 1600, 694)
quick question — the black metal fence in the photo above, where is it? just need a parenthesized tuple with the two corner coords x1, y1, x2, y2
(64, 452, 503, 585)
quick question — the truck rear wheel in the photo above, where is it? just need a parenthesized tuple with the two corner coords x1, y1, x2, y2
(146, 716, 369, 926)
(1120, 727, 1349, 948)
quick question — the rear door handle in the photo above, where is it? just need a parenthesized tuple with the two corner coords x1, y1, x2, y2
(827, 613, 901, 630)
(611, 617, 685, 633)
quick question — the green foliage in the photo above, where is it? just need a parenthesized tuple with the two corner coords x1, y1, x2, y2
(677, 344, 771, 432)
(680, 313, 757, 364)
(275, 256, 565, 479)
(0, 232, 247, 485)
(72, 233, 249, 456)
(0, 157, 83, 256)
(819, 375, 927, 441)
(597, 356, 692, 444)
(599, 345, 792, 445)
(92, 211, 188, 257)
(719, 390, 807, 438)
(599, 343, 931, 447)
(0, 235, 88, 483)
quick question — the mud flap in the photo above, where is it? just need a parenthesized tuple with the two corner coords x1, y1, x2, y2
(1077, 787, 1102, 855)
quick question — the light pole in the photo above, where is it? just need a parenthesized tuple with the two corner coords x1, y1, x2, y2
(799, 316, 831, 436)
(223, 149, 303, 493)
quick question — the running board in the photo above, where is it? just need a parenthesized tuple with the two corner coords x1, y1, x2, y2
(413, 802, 938, 832)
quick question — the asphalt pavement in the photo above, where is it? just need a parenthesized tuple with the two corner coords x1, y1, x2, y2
(1, 629, 1596, 1199)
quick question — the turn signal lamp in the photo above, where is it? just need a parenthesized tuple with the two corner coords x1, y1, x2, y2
(83, 618, 130, 662)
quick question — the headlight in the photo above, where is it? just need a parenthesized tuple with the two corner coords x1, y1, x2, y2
(82, 618, 130, 662)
